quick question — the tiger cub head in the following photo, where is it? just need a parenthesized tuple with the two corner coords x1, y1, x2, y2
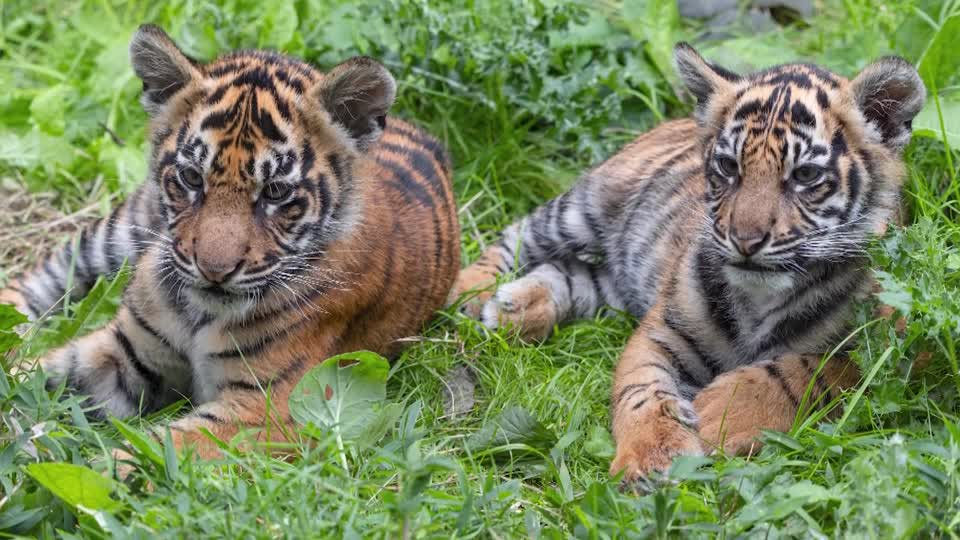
(129, 25, 395, 313)
(673, 43, 925, 289)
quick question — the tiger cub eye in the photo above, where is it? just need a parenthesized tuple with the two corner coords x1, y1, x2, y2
(179, 167, 204, 190)
(716, 156, 739, 177)
(262, 182, 292, 202)
(792, 164, 824, 185)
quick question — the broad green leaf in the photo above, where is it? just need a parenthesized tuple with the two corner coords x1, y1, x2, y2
(913, 95, 960, 148)
(466, 406, 556, 454)
(288, 350, 392, 441)
(621, 0, 680, 81)
(583, 425, 615, 459)
(0, 303, 28, 353)
(917, 14, 960, 91)
(29, 84, 70, 136)
(258, 0, 298, 48)
(24, 462, 121, 512)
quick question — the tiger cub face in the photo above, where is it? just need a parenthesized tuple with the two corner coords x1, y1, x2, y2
(674, 44, 925, 290)
(130, 25, 396, 314)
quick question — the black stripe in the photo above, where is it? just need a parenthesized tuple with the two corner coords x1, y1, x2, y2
(616, 382, 654, 405)
(219, 379, 259, 392)
(379, 142, 448, 203)
(205, 84, 229, 105)
(197, 411, 226, 424)
(586, 264, 606, 305)
(377, 157, 435, 208)
(274, 68, 305, 94)
(327, 152, 344, 184)
(635, 361, 674, 379)
(41, 258, 61, 288)
(219, 356, 306, 392)
(19, 283, 45, 318)
(663, 311, 721, 379)
(816, 88, 829, 109)
(765, 362, 800, 407)
(114, 327, 162, 392)
(754, 274, 858, 355)
(78, 227, 94, 280)
(790, 101, 816, 128)
(103, 206, 123, 272)
(694, 249, 739, 342)
(127, 305, 189, 364)
(105, 354, 138, 407)
(794, 203, 823, 228)
(653, 389, 678, 401)
(649, 338, 701, 389)
(582, 205, 604, 240)
(210, 319, 304, 359)
(734, 99, 763, 120)
(841, 158, 863, 220)
(386, 120, 451, 173)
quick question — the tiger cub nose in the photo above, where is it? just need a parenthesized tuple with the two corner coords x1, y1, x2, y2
(195, 257, 243, 284)
(731, 229, 770, 257)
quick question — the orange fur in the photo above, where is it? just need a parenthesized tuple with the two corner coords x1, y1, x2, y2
(1, 26, 459, 462)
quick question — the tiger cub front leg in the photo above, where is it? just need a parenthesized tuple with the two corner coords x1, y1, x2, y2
(695, 355, 860, 456)
(156, 334, 325, 458)
(609, 323, 703, 481)
(451, 188, 601, 317)
(481, 259, 613, 341)
(38, 304, 191, 418)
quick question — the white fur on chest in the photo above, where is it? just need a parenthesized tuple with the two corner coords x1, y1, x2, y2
(189, 323, 227, 404)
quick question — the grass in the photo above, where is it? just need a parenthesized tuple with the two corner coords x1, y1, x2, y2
(1, 0, 959, 537)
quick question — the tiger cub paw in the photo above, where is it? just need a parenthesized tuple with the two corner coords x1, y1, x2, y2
(610, 399, 702, 484)
(448, 267, 497, 319)
(480, 276, 558, 341)
(693, 367, 794, 457)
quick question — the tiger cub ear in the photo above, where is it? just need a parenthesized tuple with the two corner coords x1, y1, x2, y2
(850, 56, 926, 151)
(312, 56, 397, 153)
(129, 24, 200, 116)
(673, 42, 741, 119)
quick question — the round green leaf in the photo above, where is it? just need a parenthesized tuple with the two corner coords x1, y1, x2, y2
(288, 351, 391, 441)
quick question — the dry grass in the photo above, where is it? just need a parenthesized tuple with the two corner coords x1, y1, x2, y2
(0, 178, 97, 284)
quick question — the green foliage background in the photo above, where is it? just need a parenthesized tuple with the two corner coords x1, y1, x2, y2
(1, 0, 959, 537)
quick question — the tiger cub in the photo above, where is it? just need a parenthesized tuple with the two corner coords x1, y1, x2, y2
(452, 43, 924, 479)
(0, 25, 460, 458)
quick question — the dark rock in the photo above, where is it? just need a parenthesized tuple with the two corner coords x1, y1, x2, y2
(753, 0, 814, 18)
(678, 0, 738, 20)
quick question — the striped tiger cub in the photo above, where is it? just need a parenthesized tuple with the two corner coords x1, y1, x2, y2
(0, 25, 459, 458)
(452, 43, 925, 479)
